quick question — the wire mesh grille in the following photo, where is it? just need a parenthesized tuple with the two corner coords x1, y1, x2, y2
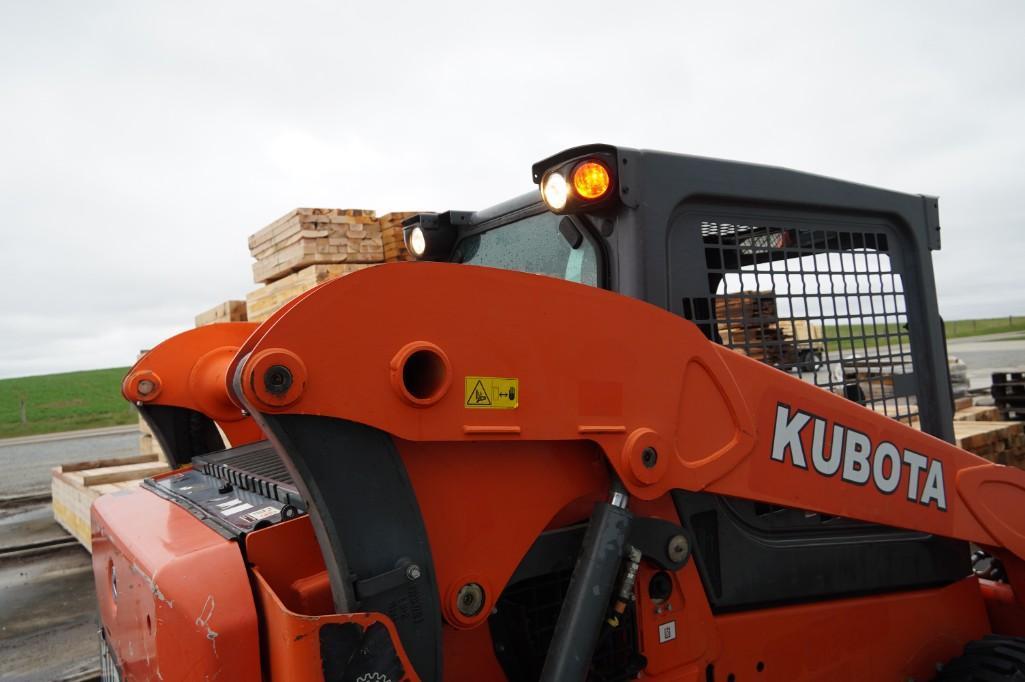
(684, 221, 918, 426)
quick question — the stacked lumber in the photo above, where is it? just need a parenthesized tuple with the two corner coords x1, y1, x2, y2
(954, 405, 1000, 422)
(244, 207, 424, 323)
(249, 208, 383, 284)
(380, 211, 419, 262)
(715, 292, 785, 363)
(52, 454, 171, 551)
(246, 263, 377, 323)
(195, 300, 248, 327)
(955, 420, 1025, 468)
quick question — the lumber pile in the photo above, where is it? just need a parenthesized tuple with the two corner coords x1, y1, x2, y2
(245, 207, 422, 323)
(195, 300, 248, 327)
(954, 420, 1025, 468)
(715, 292, 785, 363)
(380, 211, 418, 262)
(248, 208, 383, 284)
(246, 263, 375, 323)
(52, 454, 171, 551)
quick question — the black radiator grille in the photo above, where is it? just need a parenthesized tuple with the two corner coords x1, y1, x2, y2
(192, 440, 301, 507)
(685, 221, 918, 426)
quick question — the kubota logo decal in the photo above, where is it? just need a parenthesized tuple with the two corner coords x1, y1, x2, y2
(770, 403, 947, 511)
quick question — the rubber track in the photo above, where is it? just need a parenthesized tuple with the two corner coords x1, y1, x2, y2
(936, 635, 1025, 681)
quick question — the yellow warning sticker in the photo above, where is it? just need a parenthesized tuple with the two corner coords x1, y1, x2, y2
(464, 376, 519, 409)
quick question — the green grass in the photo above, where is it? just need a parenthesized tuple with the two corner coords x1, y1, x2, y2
(945, 316, 1025, 340)
(815, 316, 1025, 352)
(0, 367, 136, 439)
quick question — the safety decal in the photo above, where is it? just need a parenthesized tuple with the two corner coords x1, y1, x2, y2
(464, 376, 518, 409)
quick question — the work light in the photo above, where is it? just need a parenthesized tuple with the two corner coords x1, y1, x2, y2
(533, 145, 619, 214)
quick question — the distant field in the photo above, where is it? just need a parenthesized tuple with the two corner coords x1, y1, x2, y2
(945, 316, 1025, 339)
(0, 367, 135, 439)
(816, 316, 1025, 351)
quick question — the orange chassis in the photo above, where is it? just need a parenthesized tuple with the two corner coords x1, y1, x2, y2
(98, 262, 1025, 681)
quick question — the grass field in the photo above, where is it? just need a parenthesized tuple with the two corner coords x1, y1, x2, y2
(815, 316, 1025, 351)
(945, 316, 1025, 339)
(0, 367, 135, 439)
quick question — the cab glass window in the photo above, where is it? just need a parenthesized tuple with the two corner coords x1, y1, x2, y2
(454, 213, 600, 286)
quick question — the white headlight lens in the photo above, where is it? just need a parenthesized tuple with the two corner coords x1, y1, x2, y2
(541, 172, 569, 211)
(408, 226, 427, 257)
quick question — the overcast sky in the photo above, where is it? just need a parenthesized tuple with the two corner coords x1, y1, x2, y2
(1, 1, 1023, 379)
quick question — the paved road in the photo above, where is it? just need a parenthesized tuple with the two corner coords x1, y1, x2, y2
(948, 332, 1025, 390)
(0, 426, 138, 498)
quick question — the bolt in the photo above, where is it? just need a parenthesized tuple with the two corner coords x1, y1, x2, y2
(667, 534, 689, 563)
(456, 583, 485, 617)
(641, 447, 658, 469)
(137, 379, 155, 396)
(263, 365, 293, 396)
(406, 564, 422, 581)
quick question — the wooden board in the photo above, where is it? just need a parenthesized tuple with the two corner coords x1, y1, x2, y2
(195, 300, 248, 327)
(249, 208, 384, 283)
(51, 454, 169, 551)
(246, 262, 378, 323)
(953, 405, 1000, 422)
(954, 420, 1025, 468)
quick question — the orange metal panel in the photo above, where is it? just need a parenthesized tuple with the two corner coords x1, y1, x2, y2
(92, 487, 261, 681)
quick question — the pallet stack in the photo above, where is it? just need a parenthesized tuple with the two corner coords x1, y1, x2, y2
(245, 208, 421, 322)
(991, 371, 1025, 420)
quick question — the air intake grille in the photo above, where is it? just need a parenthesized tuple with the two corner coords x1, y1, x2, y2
(685, 222, 918, 426)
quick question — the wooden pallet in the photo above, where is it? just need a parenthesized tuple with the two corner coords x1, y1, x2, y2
(52, 455, 170, 551)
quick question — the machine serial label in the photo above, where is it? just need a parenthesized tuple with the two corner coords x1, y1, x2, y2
(770, 403, 948, 511)
(658, 620, 677, 643)
(464, 376, 519, 409)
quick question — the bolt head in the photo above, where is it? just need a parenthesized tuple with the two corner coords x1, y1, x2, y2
(667, 534, 689, 563)
(406, 564, 422, 581)
(456, 583, 485, 617)
(263, 365, 293, 395)
(137, 379, 155, 396)
(641, 447, 658, 468)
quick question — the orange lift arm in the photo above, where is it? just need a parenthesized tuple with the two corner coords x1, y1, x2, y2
(235, 262, 1025, 559)
(123, 322, 264, 466)
(230, 262, 1025, 679)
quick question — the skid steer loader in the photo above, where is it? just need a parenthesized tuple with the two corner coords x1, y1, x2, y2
(95, 145, 1025, 681)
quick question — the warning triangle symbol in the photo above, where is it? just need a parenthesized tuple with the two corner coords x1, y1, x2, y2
(467, 379, 492, 406)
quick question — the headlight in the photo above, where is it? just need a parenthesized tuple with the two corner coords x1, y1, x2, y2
(408, 225, 427, 257)
(541, 171, 569, 211)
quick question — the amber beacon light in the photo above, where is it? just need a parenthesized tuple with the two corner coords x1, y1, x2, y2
(572, 161, 611, 200)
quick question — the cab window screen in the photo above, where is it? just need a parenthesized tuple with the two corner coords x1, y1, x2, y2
(456, 213, 599, 286)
